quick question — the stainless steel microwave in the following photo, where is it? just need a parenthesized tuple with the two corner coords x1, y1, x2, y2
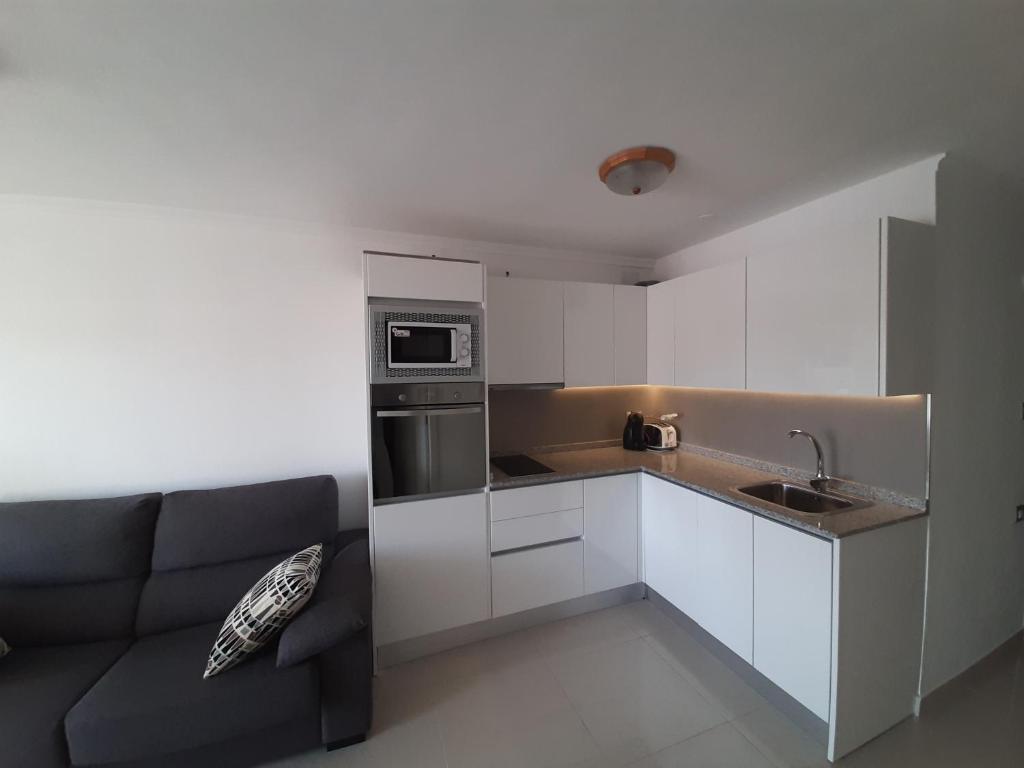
(387, 320, 472, 370)
(369, 302, 483, 384)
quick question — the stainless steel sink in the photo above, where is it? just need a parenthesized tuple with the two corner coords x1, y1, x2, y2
(735, 481, 867, 515)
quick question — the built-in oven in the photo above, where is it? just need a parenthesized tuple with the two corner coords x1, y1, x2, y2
(370, 382, 487, 503)
(369, 302, 483, 385)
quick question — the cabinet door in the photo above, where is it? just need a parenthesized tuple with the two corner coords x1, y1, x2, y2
(641, 475, 699, 617)
(373, 493, 490, 645)
(492, 539, 584, 617)
(584, 474, 639, 593)
(564, 281, 614, 387)
(645, 280, 675, 385)
(613, 284, 647, 385)
(694, 494, 753, 663)
(486, 277, 564, 385)
(746, 221, 878, 395)
(673, 260, 746, 389)
(753, 517, 833, 721)
(365, 253, 484, 303)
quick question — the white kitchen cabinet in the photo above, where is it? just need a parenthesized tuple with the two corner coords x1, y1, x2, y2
(373, 493, 490, 645)
(490, 480, 583, 521)
(365, 253, 483, 303)
(564, 281, 615, 387)
(584, 474, 639, 594)
(673, 260, 746, 389)
(746, 217, 935, 396)
(641, 475, 699, 617)
(753, 517, 833, 721)
(491, 507, 583, 553)
(645, 280, 675, 385)
(492, 539, 584, 617)
(613, 284, 647, 385)
(694, 494, 753, 663)
(486, 277, 564, 385)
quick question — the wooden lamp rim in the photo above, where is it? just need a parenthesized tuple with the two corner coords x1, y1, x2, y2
(598, 146, 676, 183)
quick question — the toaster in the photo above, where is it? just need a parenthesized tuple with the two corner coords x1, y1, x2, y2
(643, 414, 679, 451)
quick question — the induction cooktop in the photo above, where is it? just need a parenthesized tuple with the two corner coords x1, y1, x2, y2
(491, 454, 555, 478)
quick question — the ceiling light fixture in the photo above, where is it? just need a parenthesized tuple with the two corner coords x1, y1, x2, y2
(599, 146, 676, 196)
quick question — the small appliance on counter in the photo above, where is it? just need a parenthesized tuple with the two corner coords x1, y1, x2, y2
(623, 411, 646, 451)
(644, 413, 679, 451)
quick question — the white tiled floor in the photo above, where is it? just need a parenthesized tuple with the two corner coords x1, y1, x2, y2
(264, 599, 1024, 768)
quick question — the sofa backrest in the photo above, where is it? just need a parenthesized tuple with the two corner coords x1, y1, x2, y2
(0, 493, 161, 646)
(135, 475, 338, 636)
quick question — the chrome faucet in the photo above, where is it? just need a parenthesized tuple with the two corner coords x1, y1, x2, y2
(788, 429, 832, 492)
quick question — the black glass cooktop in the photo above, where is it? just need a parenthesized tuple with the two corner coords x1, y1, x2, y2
(491, 454, 555, 478)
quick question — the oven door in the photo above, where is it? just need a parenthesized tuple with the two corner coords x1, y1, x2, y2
(387, 322, 459, 368)
(371, 404, 487, 502)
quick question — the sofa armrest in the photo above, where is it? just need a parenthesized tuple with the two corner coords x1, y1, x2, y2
(314, 532, 372, 747)
(277, 533, 370, 668)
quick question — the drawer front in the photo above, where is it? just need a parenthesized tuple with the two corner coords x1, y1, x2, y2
(491, 508, 583, 553)
(490, 481, 583, 521)
(491, 539, 584, 617)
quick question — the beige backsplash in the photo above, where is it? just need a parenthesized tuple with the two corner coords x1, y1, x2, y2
(488, 386, 929, 500)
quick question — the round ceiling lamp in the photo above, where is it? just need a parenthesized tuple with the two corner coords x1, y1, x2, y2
(599, 146, 676, 196)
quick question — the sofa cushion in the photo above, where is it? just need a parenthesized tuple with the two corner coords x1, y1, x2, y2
(0, 493, 160, 645)
(205, 544, 322, 679)
(0, 639, 130, 768)
(136, 476, 337, 636)
(65, 622, 318, 766)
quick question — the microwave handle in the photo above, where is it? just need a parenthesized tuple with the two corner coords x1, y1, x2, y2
(377, 406, 483, 418)
(450, 328, 457, 363)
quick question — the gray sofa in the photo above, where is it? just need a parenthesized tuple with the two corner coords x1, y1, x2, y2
(0, 475, 372, 768)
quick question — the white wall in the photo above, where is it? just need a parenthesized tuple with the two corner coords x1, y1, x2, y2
(0, 196, 648, 527)
(919, 157, 1024, 694)
(653, 155, 942, 279)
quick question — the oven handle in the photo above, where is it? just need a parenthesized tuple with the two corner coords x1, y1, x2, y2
(376, 406, 483, 417)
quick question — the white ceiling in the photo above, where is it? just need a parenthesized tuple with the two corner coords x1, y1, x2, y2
(3, 1, 1023, 260)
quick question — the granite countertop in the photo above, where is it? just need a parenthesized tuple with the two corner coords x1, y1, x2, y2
(489, 444, 927, 540)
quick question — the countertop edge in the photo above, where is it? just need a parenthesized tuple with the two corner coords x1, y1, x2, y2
(489, 463, 927, 541)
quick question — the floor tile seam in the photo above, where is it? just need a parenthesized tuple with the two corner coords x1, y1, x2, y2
(537, 647, 617, 766)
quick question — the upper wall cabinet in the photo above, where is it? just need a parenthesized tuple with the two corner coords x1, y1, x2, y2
(564, 282, 614, 387)
(487, 277, 564, 385)
(365, 253, 484, 303)
(646, 281, 675, 385)
(614, 285, 647, 385)
(673, 260, 746, 389)
(746, 217, 934, 396)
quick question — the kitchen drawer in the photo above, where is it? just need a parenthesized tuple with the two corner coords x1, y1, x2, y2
(491, 539, 584, 617)
(491, 507, 583, 553)
(490, 480, 583, 521)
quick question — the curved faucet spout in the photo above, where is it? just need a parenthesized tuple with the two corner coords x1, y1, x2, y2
(788, 429, 831, 492)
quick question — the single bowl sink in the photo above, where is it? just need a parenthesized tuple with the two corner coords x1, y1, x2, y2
(735, 482, 866, 515)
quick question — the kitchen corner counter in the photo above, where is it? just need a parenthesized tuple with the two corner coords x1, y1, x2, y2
(489, 445, 926, 540)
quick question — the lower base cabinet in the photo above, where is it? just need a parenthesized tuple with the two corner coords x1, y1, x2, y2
(694, 494, 754, 664)
(373, 493, 491, 645)
(753, 516, 833, 720)
(491, 539, 584, 617)
(584, 474, 639, 594)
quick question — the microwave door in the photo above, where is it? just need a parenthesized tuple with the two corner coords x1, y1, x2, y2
(426, 405, 487, 494)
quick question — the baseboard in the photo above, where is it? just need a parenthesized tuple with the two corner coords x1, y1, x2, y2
(376, 582, 644, 668)
(646, 586, 830, 746)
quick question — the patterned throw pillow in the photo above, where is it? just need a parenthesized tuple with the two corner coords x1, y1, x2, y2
(204, 544, 323, 679)
(0, 636, 9, 658)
